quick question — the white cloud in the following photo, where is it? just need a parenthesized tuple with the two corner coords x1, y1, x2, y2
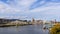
(42, 10, 60, 15)
(0, 0, 60, 20)
(30, 2, 60, 12)
(0, 1, 22, 14)
(0, 0, 37, 19)
(5, 0, 37, 11)
(0, 0, 37, 13)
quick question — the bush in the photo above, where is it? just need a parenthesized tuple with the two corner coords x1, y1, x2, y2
(50, 23, 60, 34)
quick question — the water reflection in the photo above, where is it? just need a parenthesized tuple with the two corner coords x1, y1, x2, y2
(0, 25, 49, 34)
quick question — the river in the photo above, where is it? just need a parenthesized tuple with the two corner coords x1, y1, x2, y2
(0, 25, 49, 34)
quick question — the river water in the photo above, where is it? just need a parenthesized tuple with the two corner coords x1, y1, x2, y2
(0, 25, 49, 34)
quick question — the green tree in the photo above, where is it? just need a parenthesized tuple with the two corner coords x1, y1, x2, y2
(50, 23, 60, 34)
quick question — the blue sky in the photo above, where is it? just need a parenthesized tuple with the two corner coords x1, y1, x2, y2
(0, 0, 60, 21)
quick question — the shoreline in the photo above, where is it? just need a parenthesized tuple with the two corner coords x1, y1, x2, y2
(0, 24, 32, 27)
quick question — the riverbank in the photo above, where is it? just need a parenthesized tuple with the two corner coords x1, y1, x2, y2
(0, 23, 32, 27)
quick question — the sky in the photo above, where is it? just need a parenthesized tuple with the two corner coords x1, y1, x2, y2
(0, 0, 60, 21)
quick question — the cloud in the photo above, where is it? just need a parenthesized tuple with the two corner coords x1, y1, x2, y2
(5, 0, 37, 11)
(30, 2, 60, 12)
(0, 0, 60, 20)
(0, 0, 37, 12)
(0, 0, 37, 19)
(30, 0, 60, 9)
(0, 1, 20, 13)
(29, 1, 60, 20)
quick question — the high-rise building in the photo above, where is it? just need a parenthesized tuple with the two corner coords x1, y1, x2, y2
(32, 18, 35, 24)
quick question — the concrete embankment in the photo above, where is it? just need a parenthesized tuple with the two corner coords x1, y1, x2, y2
(0, 24, 32, 27)
(0, 21, 32, 27)
(0, 23, 32, 27)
